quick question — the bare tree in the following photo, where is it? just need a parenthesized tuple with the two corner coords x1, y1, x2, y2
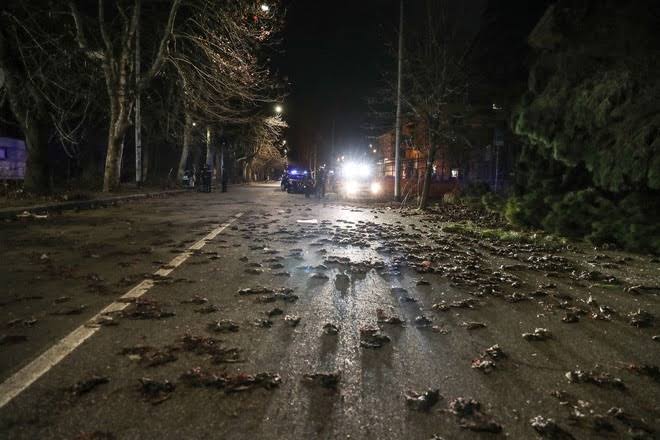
(402, 0, 479, 209)
(69, 0, 182, 191)
(168, 0, 284, 182)
(0, 2, 98, 192)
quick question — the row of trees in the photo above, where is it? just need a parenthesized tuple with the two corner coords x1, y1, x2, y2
(0, 0, 286, 193)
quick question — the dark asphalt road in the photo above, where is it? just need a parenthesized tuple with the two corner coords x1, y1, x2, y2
(1, 184, 658, 439)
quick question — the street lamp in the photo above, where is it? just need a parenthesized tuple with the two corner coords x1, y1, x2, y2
(192, 121, 197, 127)
(260, 4, 270, 12)
(275, 104, 283, 114)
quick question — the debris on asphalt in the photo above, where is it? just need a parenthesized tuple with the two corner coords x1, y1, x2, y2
(180, 295, 208, 305)
(376, 308, 403, 325)
(562, 312, 580, 323)
(523, 328, 553, 341)
(138, 378, 175, 405)
(194, 304, 220, 314)
(310, 272, 329, 281)
(121, 299, 174, 320)
(405, 389, 440, 412)
(323, 323, 340, 335)
(54, 296, 71, 304)
(257, 291, 299, 303)
(484, 344, 506, 360)
(6, 318, 37, 328)
(267, 307, 284, 317)
(0, 334, 28, 345)
(530, 415, 575, 439)
(119, 345, 178, 367)
(284, 315, 301, 327)
(252, 318, 273, 328)
(471, 358, 496, 373)
(180, 367, 226, 388)
(360, 325, 390, 349)
(302, 372, 341, 389)
(628, 309, 654, 327)
(413, 315, 433, 328)
(607, 407, 655, 437)
(223, 372, 281, 393)
(179, 334, 241, 363)
(448, 397, 503, 433)
(244, 268, 263, 275)
(565, 369, 625, 389)
(624, 363, 660, 383)
(206, 319, 239, 333)
(416, 279, 431, 286)
(462, 321, 486, 330)
(69, 375, 109, 396)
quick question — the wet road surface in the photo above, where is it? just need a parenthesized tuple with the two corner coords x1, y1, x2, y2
(1, 184, 658, 439)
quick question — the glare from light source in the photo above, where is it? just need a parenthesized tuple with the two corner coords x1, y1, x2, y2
(370, 182, 382, 195)
(260, 4, 270, 12)
(275, 104, 283, 113)
(345, 180, 359, 195)
(192, 121, 197, 126)
(372, 149, 377, 153)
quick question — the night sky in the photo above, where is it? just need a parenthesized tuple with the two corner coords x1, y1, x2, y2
(276, 0, 399, 163)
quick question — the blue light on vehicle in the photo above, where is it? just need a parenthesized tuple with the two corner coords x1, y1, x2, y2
(303, 171, 308, 175)
(290, 169, 298, 175)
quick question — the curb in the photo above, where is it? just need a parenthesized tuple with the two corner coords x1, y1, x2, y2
(0, 190, 186, 220)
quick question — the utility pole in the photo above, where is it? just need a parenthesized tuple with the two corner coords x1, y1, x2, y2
(394, 0, 404, 201)
(134, 6, 142, 185)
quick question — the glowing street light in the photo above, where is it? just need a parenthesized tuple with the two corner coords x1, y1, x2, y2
(275, 104, 283, 114)
(192, 121, 197, 127)
(260, 4, 270, 12)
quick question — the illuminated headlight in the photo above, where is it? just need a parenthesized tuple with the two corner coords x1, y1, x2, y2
(290, 169, 298, 175)
(345, 180, 359, 195)
(370, 182, 382, 194)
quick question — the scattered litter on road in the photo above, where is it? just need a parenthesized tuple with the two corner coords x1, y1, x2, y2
(252, 318, 273, 328)
(628, 309, 654, 327)
(180, 295, 208, 305)
(310, 272, 329, 281)
(448, 397, 503, 433)
(69, 375, 109, 396)
(323, 323, 340, 335)
(414, 315, 433, 328)
(207, 320, 239, 333)
(302, 372, 341, 389)
(360, 325, 390, 348)
(565, 369, 625, 389)
(376, 308, 403, 325)
(6, 318, 37, 328)
(462, 321, 486, 330)
(530, 415, 575, 439)
(121, 298, 174, 320)
(624, 363, 660, 383)
(179, 334, 241, 363)
(405, 389, 440, 412)
(281, 315, 300, 327)
(523, 328, 552, 341)
(267, 307, 284, 317)
(192, 304, 219, 314)
(471, 358, 496, 373)
(484, 344, 505, 360)
(138, 378, 174, 405)
(54, 296, 71, 304)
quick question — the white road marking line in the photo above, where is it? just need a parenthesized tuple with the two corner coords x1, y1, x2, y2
(0, 212, 243, 409)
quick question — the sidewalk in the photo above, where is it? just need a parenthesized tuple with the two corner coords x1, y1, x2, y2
(0, 189, 185, 220)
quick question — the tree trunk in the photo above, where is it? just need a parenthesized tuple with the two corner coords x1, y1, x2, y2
(103, 123, 127, 192)
(177, 113, 193, 180)
(22, 116, 51, 193)
(418, 144, 437, 209)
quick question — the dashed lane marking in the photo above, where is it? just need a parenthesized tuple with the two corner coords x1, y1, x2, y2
(0, 212, 243, 409)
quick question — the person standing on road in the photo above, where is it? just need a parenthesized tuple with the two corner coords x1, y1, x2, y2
(315, 165, 327, 199)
